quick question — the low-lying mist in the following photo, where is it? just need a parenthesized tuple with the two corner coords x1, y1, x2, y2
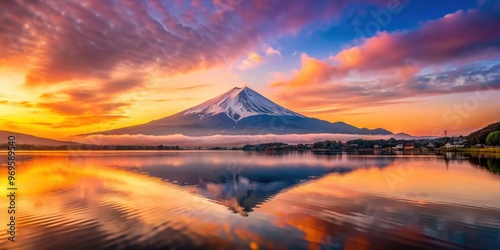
(71, 133, 414, 148)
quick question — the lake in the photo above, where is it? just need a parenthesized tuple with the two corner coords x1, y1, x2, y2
(1, 151, 500, 249)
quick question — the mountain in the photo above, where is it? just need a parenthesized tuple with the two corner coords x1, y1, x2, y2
(0, 130, 79, 146)
(467, 121, 500, 144)
(97, 87, 393, 136)
(184, 86, 303, 121)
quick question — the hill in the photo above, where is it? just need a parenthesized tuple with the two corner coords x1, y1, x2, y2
(466, 121, 500, 144)
(0, 130, 79, 146)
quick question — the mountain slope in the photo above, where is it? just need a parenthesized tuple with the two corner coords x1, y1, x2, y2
(98, 87, 393, 136)
(467, 121, 500, 144)
(0, 130, 79, 146)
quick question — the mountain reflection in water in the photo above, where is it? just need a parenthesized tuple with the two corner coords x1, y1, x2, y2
(0, 151, 499, 250)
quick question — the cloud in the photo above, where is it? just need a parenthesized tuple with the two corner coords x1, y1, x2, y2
(410, 64, 500, 93)
(0, 100, 36, 108)
(272, 53, 341, 88)
(33, 76, 144, 127)
(53, 115, 129, 129)
(100, 77, 145, 96)
(152, 97, 194, 103)
(334, 9, 500, 73)
(0, 0, 392, 130)
(239, 46, 281, 70)
(238, 52, 264, 70)
(271, 8, 500, 114)
(0, 0, 389, 87)
(169, 84, 209, 91)
(38, 101, 130, 116)
(265, 47, 281, 57)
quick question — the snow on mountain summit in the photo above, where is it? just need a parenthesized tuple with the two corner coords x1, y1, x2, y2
(184, 87, 304, 121)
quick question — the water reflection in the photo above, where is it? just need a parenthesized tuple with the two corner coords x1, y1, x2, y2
(0, 151, 499, 249)
(38, 151, 396, 217)
(465, 154, 500, 175)
(0, 155, 261, 249)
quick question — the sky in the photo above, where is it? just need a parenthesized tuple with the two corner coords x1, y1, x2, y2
(1, 0, 500, 139)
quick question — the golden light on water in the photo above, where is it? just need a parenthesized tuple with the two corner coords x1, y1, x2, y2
(1, 152, 500, 248)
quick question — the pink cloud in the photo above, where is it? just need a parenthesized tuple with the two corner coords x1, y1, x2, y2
(335, 9, 500, 72)
(0, 0, 389, 87)
(271, 8, 500, 112)
(265, 46, 281, 57)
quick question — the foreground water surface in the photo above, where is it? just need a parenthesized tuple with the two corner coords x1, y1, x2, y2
(1, 151, 500, 250)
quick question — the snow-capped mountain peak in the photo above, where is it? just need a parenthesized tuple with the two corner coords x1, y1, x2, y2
(183, 87, 304, 121)
(97, 86, 393, 136)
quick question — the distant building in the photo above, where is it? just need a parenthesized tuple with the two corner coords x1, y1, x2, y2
(395, 144, 404, 150)
(404, 142, 415, 149)
(445, 143, 464, 149)
(373, 144, 380, 149)
(426, 143, 435, 148)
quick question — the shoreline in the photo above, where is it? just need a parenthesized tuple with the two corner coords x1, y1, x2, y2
(438, 148, 500, 153)
(1, 148, 496, 154)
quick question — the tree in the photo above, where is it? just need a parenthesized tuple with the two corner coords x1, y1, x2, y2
(486, 131, 500, 146)
(312, 140, 341, 150)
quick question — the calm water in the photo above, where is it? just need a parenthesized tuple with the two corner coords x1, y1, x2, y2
(1, 151, 500, 250)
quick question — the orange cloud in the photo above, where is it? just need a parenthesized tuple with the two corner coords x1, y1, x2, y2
(28, 77, 144, 128)
(238, 52, 264, 70)
(272, 53, 341, 88)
